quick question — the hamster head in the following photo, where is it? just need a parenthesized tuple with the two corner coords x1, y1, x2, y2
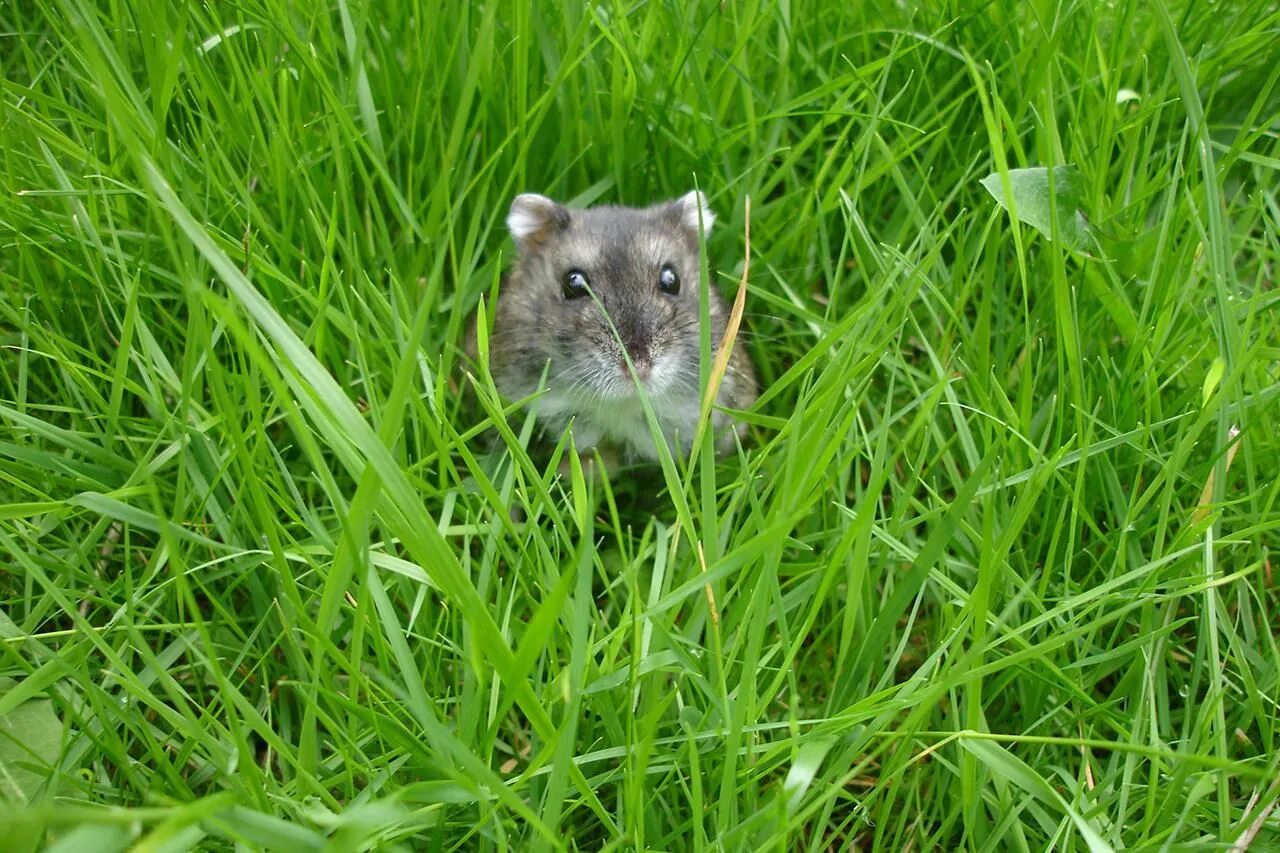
(492, 192, 720, 396)
(487, 191, 753, 459)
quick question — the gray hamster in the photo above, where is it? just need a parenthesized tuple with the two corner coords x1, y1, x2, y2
(481, 191, 757, 461)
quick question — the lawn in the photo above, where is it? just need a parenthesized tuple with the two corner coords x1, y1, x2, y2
(2, 0, 1278, 849)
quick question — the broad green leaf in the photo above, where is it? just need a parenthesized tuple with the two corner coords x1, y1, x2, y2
(44, 825, 135, 853)
(980, 165, 1090, 250)
(0, 672, 63, 853)
(960, 738, 1112, 852)
(782, 738, 835, 813)
(0, 678, 62, 805)
(211, 806, 327, 850)
(1202, 356, 1226, 405)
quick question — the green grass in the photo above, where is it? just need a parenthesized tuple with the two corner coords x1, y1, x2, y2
(2, 0, 1279, 849)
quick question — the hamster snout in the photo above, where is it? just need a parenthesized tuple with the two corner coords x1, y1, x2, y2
(485, 190, 757, 461)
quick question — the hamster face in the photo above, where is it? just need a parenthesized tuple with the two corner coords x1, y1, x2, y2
(488, 191, 755, 459)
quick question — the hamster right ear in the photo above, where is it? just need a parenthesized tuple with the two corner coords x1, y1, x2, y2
(507, 193, 570, 254)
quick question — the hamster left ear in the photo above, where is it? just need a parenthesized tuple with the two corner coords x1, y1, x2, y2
(670, 190, 715, 237)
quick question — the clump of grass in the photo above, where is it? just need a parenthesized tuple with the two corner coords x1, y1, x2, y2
(2, 0, 1278, 849)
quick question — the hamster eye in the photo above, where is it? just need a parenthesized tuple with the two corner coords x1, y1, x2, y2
(562, 269, 590, 300)
(658, 264, 680, 295)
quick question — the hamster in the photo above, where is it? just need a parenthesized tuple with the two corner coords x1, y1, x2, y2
(481, 191, 757, 462)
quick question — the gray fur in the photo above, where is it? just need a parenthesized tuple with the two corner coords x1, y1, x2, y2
(487, 192, 757, 460)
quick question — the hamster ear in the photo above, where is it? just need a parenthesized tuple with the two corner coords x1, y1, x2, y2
(669, 190, 715, 237)
(507, 193, 570, 253)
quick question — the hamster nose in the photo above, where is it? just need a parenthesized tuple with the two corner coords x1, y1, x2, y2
(621, 346, 651, 379)
(619, 336, 652, 379)
(617, 322, 653, 378)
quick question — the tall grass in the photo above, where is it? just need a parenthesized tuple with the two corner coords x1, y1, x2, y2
(2, 0, 1278, 848)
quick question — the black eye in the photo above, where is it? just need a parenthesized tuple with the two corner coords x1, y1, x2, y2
(562, 269, 589, 300)
(658, 264, 680, 295)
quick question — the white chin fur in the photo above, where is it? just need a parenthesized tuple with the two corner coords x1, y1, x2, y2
(534, 376, 700, 461)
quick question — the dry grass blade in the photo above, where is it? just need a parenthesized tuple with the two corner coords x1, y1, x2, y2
(1230, 779, 1280, 852)
(692, 195, 751, 454)
(1193, 426, 1242, 526)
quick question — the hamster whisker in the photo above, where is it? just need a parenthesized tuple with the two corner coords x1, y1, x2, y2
(557, 362, 617, 402)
